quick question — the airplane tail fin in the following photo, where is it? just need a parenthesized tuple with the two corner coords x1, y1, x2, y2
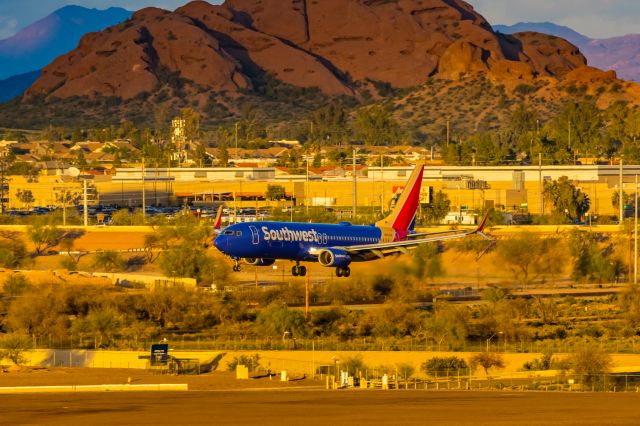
(213, 205, 224, 234)
(376, 165, 424, 232)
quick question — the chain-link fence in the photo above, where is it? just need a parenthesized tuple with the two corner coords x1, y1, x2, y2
(31, 334, 640, 355)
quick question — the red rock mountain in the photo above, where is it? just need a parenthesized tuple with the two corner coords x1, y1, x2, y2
(26, 0, 587, 101)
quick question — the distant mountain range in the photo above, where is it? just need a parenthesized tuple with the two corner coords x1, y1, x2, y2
(0, 4, 131, 100)
(494, 22, 640, 82)
(0, 71, 41, 103)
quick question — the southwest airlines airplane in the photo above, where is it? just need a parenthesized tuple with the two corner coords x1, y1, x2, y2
(213, 165, 489, 278)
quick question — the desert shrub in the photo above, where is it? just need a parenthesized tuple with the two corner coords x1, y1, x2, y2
(60, 257, 79, 271)
(421, 356, 469, 374)
(2, 274, 32, 297)
(93, 251, 125, 272)
(396, 362, 415, 378)
(227, 353, 260, 373)
(567, 341, 612, 385)
(341, 354, 367, 376)
(0, 334, 33, 365)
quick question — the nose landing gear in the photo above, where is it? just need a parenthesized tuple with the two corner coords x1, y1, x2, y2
(335, 266, 351, 278)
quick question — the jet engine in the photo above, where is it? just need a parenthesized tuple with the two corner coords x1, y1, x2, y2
(244, 258, 276, 267)
(317, 248, 352, 267)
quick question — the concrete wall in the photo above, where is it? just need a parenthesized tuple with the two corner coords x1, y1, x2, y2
(12, 349, 640, 378)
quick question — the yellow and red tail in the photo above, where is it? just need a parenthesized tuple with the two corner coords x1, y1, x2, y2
(213, 205, 224, 233)
(376, 165, 424, 233)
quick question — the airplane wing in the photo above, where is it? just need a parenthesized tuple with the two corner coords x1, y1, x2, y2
(336, 212, 491, 260)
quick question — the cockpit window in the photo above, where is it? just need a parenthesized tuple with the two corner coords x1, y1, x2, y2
(223, 230, 234, 235)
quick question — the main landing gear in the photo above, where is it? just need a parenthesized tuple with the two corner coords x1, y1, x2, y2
(232, 259, 241, 272)
(292, 262, 307, 277)
(335, 266, 351, 278)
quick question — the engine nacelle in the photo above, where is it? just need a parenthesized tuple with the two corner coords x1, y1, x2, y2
(318, 248, 352, 267)
(244, 258, 276, 267)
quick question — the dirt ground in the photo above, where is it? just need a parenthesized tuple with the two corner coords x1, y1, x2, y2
(1, 389, 639, 426)
(0, 367, 320, 391)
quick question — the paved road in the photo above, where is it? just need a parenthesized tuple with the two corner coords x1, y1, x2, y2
(1, 390, 639, 425)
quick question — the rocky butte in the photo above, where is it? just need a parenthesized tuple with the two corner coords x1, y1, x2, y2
(25, 0, 588, 102)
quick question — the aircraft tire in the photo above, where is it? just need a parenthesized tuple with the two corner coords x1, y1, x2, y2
(292, 265, 299, 276)
(299, 266, 307, 276)
(343, 267, 351, 278)
(335, 267, 343, 278)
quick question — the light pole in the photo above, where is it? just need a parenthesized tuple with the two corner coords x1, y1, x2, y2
(486, 332, 503, 352)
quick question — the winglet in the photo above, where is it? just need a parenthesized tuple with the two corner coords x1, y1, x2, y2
(213, 205, 224, 233)
(474, 210, 491, 234)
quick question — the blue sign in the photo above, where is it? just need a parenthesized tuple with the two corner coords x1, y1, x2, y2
(150, 343, 169, 365)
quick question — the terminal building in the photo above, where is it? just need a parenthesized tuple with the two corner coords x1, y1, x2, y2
(6, 164, 640, 218)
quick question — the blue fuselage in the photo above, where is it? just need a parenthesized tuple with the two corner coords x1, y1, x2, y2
(213, 221, 383, 262)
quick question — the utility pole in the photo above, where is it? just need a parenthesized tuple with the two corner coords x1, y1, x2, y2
(352, 148, 357, 219)
(446, 120, 450, 147)
(306, 153, 310, 215)
(142, 157, 146, 224)
(539, 153, 543, 216)
(620, 159, 624, 224)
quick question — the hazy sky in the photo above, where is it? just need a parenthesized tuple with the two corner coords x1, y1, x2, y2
(0, 0, 639, 40)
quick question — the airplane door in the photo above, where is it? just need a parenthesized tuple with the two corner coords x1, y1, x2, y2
(249, 226, 260, 245)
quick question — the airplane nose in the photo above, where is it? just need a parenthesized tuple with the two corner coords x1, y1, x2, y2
(214, 235, 227, 252)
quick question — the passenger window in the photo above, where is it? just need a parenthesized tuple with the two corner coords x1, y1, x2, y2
(236, 231, 242, 237)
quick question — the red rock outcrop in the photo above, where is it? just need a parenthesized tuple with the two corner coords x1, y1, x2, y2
(25, 0, 589, 100)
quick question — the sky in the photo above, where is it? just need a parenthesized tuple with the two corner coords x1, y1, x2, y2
(1, 0, 639, 40)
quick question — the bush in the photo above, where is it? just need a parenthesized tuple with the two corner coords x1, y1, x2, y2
(396, 362, 415, 378)
(227, 353, 260, 373)
(2, 274, 32, 297)
(0, 334, 33, 365)
(93, 251, 125, 272)
(568, 341, 612, 385)
(341, 354, 367, 376)
(421, 356, 469, 374)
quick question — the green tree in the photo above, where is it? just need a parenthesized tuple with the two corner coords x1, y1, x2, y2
(425, 302, 469, 351)
(422, 191, 450, 224)
(0, 334, 33, 365)
(0, 232, 28, 268)
(16, 189, 35, 209)
(72, 307, 123, 348)
(218, 143, 229, 167)
(93, 251, 125, 272)
(28, 220, 63, 255)
(496, 233, 548, 287)
(253, 304, 307, 339)
(266, 185, 286, 201)
(352, 106, 401, 146)
(421, 356, 469, 374)
(568, 341, 612, 386)
(569, 231, 622, 283)
(612, 190, 630, 211)
(543, 176, 590, 221)
(470, 352, 505, 376)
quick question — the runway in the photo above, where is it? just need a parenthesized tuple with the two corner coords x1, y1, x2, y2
(1, 390, 638, 426)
